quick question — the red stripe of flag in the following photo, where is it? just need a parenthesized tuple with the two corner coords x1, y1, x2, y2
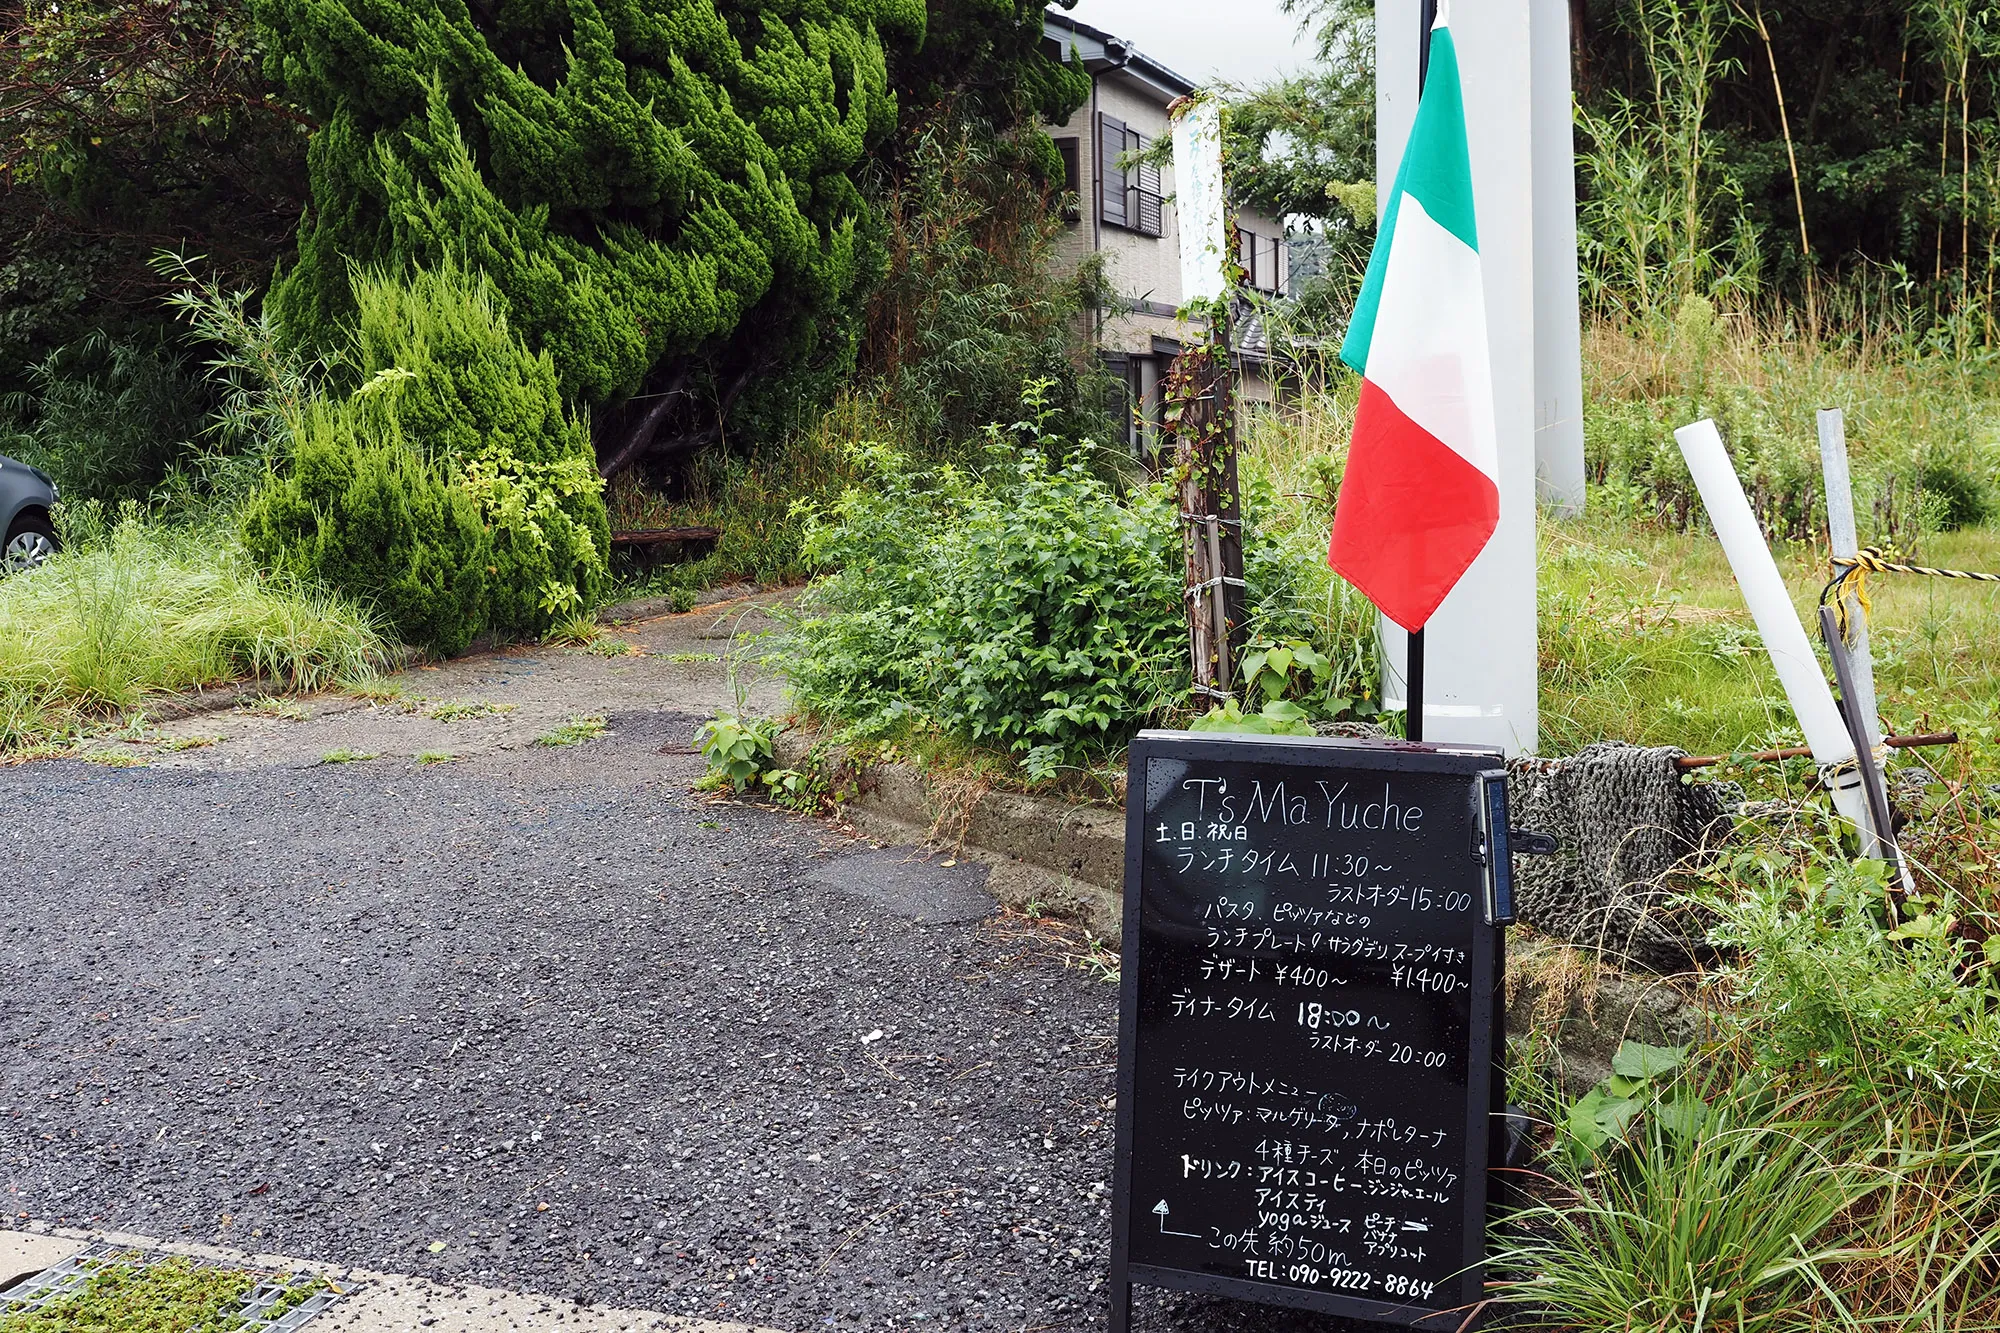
(1328, 379, 1499, 633)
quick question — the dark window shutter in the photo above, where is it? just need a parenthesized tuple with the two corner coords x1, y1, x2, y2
(1132, 131, 1163, 236)
(1099, 115, 1128, 227)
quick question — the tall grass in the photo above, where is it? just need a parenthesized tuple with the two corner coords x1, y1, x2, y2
(1496, 1071, 2000, 1330)
(0, 506, 386, 752)
(1586, 299, 1997, 540)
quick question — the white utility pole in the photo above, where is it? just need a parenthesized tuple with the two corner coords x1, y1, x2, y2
(1531, 0, 1586, 515)
(1374, 0, 1539, 755)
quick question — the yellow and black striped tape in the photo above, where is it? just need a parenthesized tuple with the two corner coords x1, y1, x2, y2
(1823, 546, 2000, 638)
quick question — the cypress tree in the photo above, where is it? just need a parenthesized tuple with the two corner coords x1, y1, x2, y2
(252, 0, 924, 473)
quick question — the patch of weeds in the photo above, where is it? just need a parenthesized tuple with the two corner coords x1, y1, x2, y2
(0, 1253, 255, 1332)
(77, 748, 146, 767)
(1, 740, 76, 764)
(535, 714, 607, 747)
(662, 652, 720, 664)
(1066, 931, 1121, 984)
(544, 613, 599, 646)
(154, 734, 219, 752)
(342, 673, 413, 708)
(244, 697, 307, 721)
(1493, 1078, 1888, 1329)
(662, 587, 699, 614)
(426, 699, 512, 722)
(319, 748, 376, 764)
(584, 635, 643, 658)
(416, 751, 456, 765)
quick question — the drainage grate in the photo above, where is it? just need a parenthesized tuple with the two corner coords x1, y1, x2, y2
(0, 1241, 350, 1331)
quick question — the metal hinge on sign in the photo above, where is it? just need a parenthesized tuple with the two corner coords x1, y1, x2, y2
(1510, 829, 1559, 857)
(1474, 772, 1560, 926)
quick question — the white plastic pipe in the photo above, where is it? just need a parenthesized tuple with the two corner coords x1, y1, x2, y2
(1675, 418, 1870, 832)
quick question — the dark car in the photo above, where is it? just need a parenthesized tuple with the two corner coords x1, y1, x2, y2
(0, 454, 58, 573)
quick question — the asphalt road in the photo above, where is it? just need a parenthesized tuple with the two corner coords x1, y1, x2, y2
(0, 707, 1376, 1332)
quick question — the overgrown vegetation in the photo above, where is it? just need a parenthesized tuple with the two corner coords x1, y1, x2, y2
(243, 261, 610, 652)
(784, 388, 1184, 780)
(1500, 820, 2000, 1328)
(0, 505, 384, 754)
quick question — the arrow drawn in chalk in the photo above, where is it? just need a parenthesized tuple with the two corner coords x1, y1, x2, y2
(1153, 1200, 1202, 1238)
(1402, 1220, 1430, 1232)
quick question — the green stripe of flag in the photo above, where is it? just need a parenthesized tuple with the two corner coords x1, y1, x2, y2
(1340, 26, 1478, 376)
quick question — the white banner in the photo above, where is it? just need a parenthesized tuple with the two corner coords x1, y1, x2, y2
(1171, 97, 1228, 306)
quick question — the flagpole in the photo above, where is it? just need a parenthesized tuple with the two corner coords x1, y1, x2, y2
(1406, 628, 1426, 742)
(1404, 0, 1437, 746)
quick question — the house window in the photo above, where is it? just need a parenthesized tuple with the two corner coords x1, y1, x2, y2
(1055, 137, 1080, 222)
(1098, 114, 1165, 238)
(1238, 229, 1285, 296)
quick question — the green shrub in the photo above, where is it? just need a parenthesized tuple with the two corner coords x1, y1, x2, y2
(243, 401, 488, 655)
(1699, 843, 2000, 1108)
(240, 262, 611, 651)
(695, 710, 778, 792)
(1916, 448, 1994, 531)
(790, 421, 1186, 779)
(347, 262, 610, 631)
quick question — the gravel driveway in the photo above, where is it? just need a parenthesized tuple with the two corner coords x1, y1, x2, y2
(0, 700, 1375, 1331)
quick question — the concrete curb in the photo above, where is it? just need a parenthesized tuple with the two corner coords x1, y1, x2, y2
(769, 729, 1713, 1090)
(772, 729, 1125, 942)
(0, 1228, 783, 1333)
(1502, 937, 1715, 1089)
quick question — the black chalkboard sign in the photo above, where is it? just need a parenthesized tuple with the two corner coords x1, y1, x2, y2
(1109, 731, 1512, 1331)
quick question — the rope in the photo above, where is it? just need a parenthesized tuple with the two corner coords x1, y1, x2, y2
(1821, 546, 2000, 638)
(1822, 744, 1891, 780)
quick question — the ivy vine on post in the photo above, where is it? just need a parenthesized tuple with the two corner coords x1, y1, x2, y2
(1166, 92, 1249, 705)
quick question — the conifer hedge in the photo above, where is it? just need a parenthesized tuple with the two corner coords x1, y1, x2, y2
(249, 0, 925, 471)
(244, 262, 611, 652)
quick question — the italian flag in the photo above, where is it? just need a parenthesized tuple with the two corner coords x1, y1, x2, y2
(1329, 12, 1497, 633)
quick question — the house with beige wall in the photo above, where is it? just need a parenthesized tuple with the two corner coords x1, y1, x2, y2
(1041, 10, 1291, 453)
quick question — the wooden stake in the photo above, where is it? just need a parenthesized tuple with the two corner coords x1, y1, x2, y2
(1168, 310, 1247, 703)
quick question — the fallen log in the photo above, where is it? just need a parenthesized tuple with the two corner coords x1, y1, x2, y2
(611, 527, 721, 546)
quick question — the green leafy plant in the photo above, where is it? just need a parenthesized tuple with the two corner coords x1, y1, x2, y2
(1700, 843, 2000, 1107)
(788, 394, 1187, 781)
(1187, 697, 1316, 736)
(319, 748, 375, 763)
(695, 710, 778, 792)
(1564, 1040, 1695, 1158)
(1238, 638, 1333, 705)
